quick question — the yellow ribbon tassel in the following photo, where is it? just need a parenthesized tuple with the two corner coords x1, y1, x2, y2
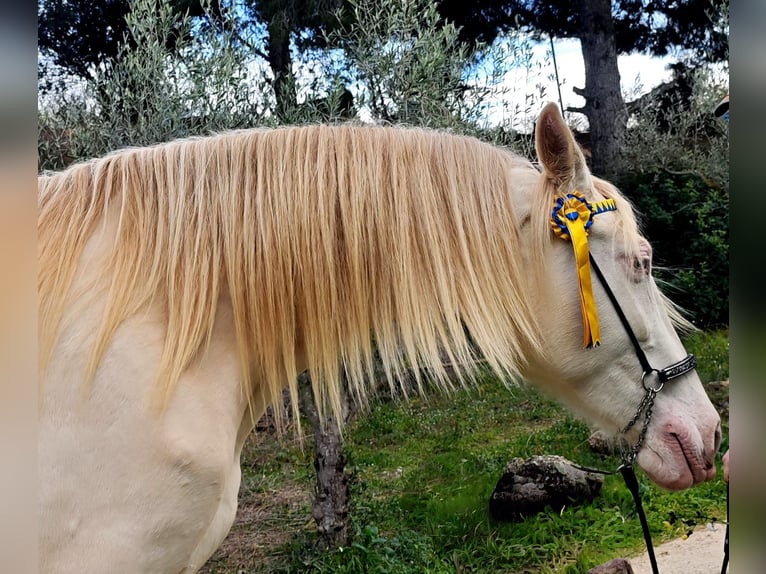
(550, 193, 616, 348)
(566, 209, 601, 348)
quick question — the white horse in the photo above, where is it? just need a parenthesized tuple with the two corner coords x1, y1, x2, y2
(38, 103, 721, 573)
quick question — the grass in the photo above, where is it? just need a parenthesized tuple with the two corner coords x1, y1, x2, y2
(202, 329, 729, 573)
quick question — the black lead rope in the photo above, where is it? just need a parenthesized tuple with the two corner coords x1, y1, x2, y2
(570, 460, 659, 573)
(624, 465, 728, 574)
(620, 464, 660, 574)
(573, 254, 702, 574)
(721, 483, 729, 574)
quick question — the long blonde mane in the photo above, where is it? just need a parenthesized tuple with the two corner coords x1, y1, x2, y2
(38, 124, 646, 428)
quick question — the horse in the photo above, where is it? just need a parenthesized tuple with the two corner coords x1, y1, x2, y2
(38, 103, 721, 573)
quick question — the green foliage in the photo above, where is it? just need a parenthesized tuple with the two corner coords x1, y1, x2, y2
(236, 341, 727, 573)
(38, 0, 273, 172)
(38, 0, 131, 86)
(622, 66, 730, 190)
(37, 0, 227, 90)
(330, 0, 535, 140)
(286, 524, 453, 573)
(331, 0, 478, 127)
(618, 170, 728, 330)
(683, 329, 729, 385)
(616, 67, 729, 330)
(38, 0, 546, 168)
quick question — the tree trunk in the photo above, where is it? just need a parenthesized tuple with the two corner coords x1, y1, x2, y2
(266, 9, 297, 121)
(572, 0, 626, 178)
(298, 371, 350, 549)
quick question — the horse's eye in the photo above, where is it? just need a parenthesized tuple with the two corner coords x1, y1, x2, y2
(625, 254, 651, 281)
(632, 256, 650, 277)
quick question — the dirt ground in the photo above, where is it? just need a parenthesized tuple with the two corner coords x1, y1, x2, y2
(628, 525, 728, 574)
(198, 483, 311, 573)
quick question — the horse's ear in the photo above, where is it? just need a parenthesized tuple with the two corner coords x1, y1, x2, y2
(535, 102, 590, 191)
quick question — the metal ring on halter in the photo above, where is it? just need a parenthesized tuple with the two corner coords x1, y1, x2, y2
(641, 369, 664, 393)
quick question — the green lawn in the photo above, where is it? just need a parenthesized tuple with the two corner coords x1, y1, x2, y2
(203, 329, 729, 573)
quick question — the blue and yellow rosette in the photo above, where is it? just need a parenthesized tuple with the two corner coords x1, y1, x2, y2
(550, 192, 617, 348)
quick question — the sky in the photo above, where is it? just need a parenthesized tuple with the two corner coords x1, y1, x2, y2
(38, 28, 688, 134)
(344, 35, 680, 131)
(480, 37, 677, 130)
(534, 38, 675, 106)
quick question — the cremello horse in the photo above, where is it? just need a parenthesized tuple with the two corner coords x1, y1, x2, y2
(38, 104, 721, 573)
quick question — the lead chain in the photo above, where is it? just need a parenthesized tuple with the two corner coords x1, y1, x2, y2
(620, 388, 658, 466)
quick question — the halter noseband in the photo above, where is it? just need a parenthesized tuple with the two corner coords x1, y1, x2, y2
(551, 192, 699, 574)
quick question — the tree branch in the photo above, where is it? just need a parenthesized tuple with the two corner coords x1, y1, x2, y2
(233, 30, 269, 61)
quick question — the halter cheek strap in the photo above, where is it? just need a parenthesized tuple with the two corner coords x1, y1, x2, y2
(588, 253, 697, 390)
(550, 191, 696, 392)
(588, 250, 697, 467)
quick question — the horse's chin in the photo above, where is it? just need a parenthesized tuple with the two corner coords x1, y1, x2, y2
(636, 434, 717, 491)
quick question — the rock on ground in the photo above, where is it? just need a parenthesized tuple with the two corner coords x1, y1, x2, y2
(489, 454, 604, 521)
(588, 558, 634, 573)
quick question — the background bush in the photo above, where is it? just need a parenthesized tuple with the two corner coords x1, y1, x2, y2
(38, 0, 273, 173)
(618, 66, 729, 330)
(618, 170, 728, 329)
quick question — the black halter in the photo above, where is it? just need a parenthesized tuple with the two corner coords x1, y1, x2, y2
(589, 253, 697, 397)
(581, 253, 698, 574)
(550, 193, 723, 573)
